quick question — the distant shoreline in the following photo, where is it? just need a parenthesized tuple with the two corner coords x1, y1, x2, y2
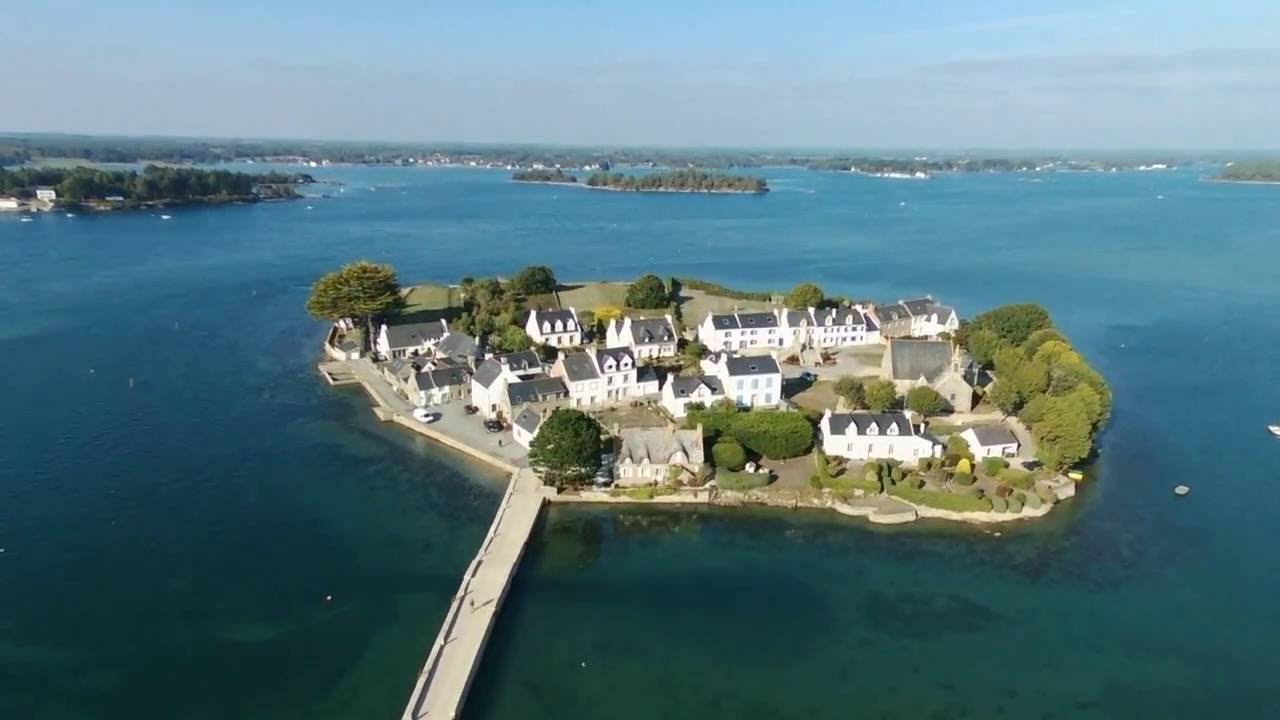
(512, 179, 767, 195)
(1201, 177, 1280, 186)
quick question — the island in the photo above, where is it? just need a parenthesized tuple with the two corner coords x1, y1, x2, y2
(1211, 162, 1280, 184)
(311, 262, 1105, 525)
(511, 168, 578, 184)
(584, 169, 767, 193)
(0, 164, 314, 210)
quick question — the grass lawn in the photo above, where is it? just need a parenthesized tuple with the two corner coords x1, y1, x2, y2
(717, 468, 772, 491)
(788, 380, 838, 412)
(402, 284, 461, 313)
(555, 282, 631, 311)
(888, 485, 993, 512)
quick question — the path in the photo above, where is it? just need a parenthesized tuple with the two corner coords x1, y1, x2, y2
(400, 468, 547, 720)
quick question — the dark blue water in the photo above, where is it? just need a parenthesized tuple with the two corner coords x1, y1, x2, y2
(2, 167, 1278, 719)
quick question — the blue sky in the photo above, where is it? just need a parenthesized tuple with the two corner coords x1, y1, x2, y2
(3, 0, 1278, 148)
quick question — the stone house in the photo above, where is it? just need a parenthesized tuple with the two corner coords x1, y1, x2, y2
(613, 425, 706, 487)
(881, 339, 975, 413)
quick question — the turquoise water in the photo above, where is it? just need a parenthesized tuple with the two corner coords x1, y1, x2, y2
(2, 167, 1278, 718)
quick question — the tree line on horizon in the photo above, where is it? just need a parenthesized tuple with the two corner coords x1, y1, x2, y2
(584, 168, 767, 193)
(0, 165, 313, 203)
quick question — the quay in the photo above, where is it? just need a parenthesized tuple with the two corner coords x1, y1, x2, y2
(319, 359, 544, 718)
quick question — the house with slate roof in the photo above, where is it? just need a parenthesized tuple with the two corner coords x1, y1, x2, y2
(881, 339, 976, 413)
(470, 350, 544, 420)
(613, 425, 706, 487)
(696, 310, 784, 353)
(661, 374, 726, 418)
(606, 315, 678, 358)
(406, 366, 471, 407)
(819, 410, 941, 463)
(870, 296, 959, 340)
(700, 352, 782, 409)
(376, 319, 449, 359)
(501, 376, 569, 421)
(780, 305, 880, 350)
(525, 308, 582, 347)
(960, 425, 1020, 458)
(512, 406, 545, 448)
(550, 346, 660, 408)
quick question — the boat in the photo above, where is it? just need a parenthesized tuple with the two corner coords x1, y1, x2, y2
(160, 214, 172, 220)
(1268, 424, 1280, 437)
(19, 216, 33, 222)
(65, 213, 76, 218)
(1067, 470, 1085, 481)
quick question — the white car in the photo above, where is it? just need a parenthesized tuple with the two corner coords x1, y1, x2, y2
(412, 408, 440, 424)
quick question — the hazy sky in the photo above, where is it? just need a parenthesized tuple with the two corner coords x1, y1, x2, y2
(4, 0, 1279, 148)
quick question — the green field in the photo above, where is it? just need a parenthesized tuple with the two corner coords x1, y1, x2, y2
(401, 284, 462, 314)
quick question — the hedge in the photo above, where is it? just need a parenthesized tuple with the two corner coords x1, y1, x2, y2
(991, 496, 1008, 513)
(730, 411, 815, 459)
(717, 469, 772, 491)
(1007, 495, 1024, 513)
(998, 468, 1034, 490)
(676, 277, 774, 302)
(980, 457, 1010, 475)
(952, 472, 976, 486)
(888, 485, 993, 512)
(712, 440, 747, 471)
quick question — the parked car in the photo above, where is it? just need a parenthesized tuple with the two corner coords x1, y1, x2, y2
(799, 371, 818, 382)
(412, 408, 440, 424)
(463, 404, 480, 415)
(483, 419, 503, 433)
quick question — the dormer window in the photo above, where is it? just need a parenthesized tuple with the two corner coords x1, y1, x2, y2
(887, 424, 899, 435)
(566, 320, 576, 330)
(542, 321, 552, 333)
(621, 359, 631, 369)
(554, 320, 564, 332)
(867, 424, 879, 435)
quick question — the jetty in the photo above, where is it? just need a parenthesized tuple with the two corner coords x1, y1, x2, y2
(400, 468, 547, 720)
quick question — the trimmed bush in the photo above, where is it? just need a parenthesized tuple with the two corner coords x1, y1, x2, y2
(1024, 492, 1042, 509)
(1035, 484, 1057, 505)
(955, 458, 972, 475)
(952, 472, 976, 486)
(1007, 495, 1024, 513)
(717, 469, 771, 491)
(997, 468, 1034, 490)
(730, 411, 815, 460)
(991, 495, 1009, 513)
(809, 474, 824, 490)
(888, 485, 993, 512)
(890, 467, 905, 483)
(980, 456, 1010, 475)
(712, 440, 747, 471)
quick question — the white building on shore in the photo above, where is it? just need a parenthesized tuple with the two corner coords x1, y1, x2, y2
(818, 410, 941, 464)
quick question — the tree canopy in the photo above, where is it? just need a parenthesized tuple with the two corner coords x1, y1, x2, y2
(585, 169, 767, 193)
(529, 409, 604, 488)
(905, 386, 947, 416)
(306, 261, 403, 323)
(510, 265, 558, 295)
(965, 304, 1052, 347)
(0, 164, 310, 203)
(863, 379, 899, 412)
(626, 274, 670, 309)
(833, 376, 867, 409)
(784, 283, 823, 310)
(491, 325, 532, 353)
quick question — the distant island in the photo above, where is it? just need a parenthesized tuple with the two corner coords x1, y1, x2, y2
(1211, 163, 1280, 184)
(511, 168, 578, 185)
(0, 164, 314, 209)
(584, 169, 767, 193)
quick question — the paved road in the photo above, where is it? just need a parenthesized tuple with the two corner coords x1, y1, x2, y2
(401, 469, 546, 720)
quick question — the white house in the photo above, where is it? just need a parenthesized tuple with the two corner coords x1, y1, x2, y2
(661, 374, 726, 418)
(407, 366, 471, 407)
(502, 376, 569, 421)
(613, 425, 705, 487)
(35, 186, 57, 202)
(0, 197, 21, 210)
(551, 346, 659, 408)
(512, 406, 543, 448)
(819, 410, 942, 464)
(781, 306, 879, 350)
(960, 425, 1020, 458)
(697, 311, 783, 353)
(700, 352, 782, 409)
(525, 308, 582, 347)
(606, 315, 678, 358)
(470, 350, 544, 420)
(871, 297, 959, 340)
(376, 319, 449, 359)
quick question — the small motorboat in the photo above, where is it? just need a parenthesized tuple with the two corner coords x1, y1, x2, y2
(1268, 424, 1280, 437)
(160, 214, 172, 220)
(19, 216, 33, 222)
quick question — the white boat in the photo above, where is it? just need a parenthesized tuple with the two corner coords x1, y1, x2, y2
(19, 216, 33, 222)
(160, 214, 172, 220)
(65, 213, 76, 218)
(1268, 424, 1280, 437)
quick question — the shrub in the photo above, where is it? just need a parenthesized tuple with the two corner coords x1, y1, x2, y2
(730, 411, 815, 459)
(712, 440, 747, 471)
(903, 474, 925, 490)
(890, 467, 904, 483)
(952, 472, 975, 486)
(946, 435, 974, 462)
(626, 273, 670, 309)
(717, 469, 771, 491)
(906, 386, 948, 416)
(1007, 496, 1024, 513)
(809, 475, 824, 490)
(888, 485, 993, 512)
(1035, 484, 1058, 505)
(955, 458, 972, 476)
(980, 457, 1010, 475)
(510, 265, 557, 295)
(1025, 492, 1042, 509)
(865, 469, 881, 485)
(997, 468, 1034, 490)
(991, 496, 1008, 513)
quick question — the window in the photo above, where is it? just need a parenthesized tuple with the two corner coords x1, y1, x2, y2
(764, 393, 772, 404)
(736, 380, 744, 391)
(751, 378, 759, 390)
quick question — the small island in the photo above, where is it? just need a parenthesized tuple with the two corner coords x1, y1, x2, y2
(584, 169, 768, 194)
(511, 168, 579, 185)
(1211, 162, 1280, 184)
(0, 164, 314, 211)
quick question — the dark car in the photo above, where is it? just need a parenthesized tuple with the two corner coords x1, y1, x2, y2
(463, 404, 480, 415)
(483, 419, 503, 433)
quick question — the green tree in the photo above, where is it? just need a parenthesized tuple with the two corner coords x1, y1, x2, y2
(510, 265, 557, 295)
(491, 325, 532, 353)
(626, 274, 670, 309)
(711, 440, 747, 470)
(305, 261, 403, 330)
(946, 434, 974, 463)
(833, 376, 866, 409)
(1032, 397, 1093, 470)
(1011, 359, 1050, 400)
(784, 282, 823, 310)
(863, 379, 898, 412)
(905, 386, 947, 416)
(529, 409, 604, 488)
(1021, 328, 1067, 358)
(988, 379, 1022, 415)
(970, 303, 1052, 345)
(965, 327, 1006, 368)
